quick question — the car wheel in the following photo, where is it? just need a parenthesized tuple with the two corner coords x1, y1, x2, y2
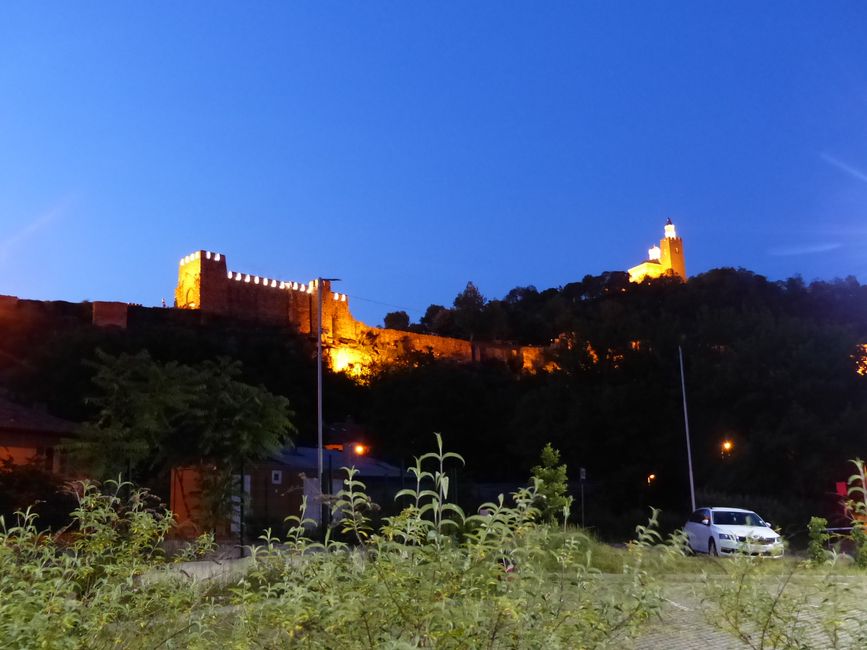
(708, 538, 718, 557)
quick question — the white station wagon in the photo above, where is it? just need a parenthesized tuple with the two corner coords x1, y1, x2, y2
(684, 507, 784, 557)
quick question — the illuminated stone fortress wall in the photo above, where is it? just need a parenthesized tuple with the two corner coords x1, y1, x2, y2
(174, 251, 547, 377)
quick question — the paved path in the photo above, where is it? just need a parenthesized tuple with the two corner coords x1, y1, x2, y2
(636, 582, 746, 650)
(634, 576, 867, 650)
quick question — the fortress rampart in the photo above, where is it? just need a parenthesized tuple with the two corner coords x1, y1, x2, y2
(174, 250, 548, 376)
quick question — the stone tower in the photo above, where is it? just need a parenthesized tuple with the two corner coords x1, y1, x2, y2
(174, 250, 229, 312)
(658, 218, 686, 280)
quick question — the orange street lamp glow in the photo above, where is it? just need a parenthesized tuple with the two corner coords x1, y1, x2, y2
(647, 473, 656, 485)
(722, 440, 733, 453)
(354, 443, 368, 456)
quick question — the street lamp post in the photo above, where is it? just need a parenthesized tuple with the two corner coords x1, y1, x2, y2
(317, 277, 340, 527)
(678, 345, 696, 512)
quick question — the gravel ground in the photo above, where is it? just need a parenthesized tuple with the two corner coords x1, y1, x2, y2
(634, 575, 867, 650)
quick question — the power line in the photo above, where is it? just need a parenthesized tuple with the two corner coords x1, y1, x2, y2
(345, 293, 430, 314)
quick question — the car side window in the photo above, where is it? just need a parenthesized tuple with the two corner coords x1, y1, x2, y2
(688, 510, 705, 523)
(701, 509, 710, 523)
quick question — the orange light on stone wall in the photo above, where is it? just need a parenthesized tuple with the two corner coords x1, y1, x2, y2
(329, 346, 370, 379)
(854, 343, 867, 375)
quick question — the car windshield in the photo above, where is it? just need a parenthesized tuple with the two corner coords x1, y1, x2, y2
(712, 510, 765, 527)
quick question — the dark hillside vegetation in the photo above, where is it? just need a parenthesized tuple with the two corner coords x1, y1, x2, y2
(3, 268, 867, 537)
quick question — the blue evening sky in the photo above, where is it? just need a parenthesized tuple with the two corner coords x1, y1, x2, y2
(1, 3, 866, 325)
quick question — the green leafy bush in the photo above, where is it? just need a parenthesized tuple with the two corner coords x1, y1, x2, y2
(851, 523, 867, 569)
(807, 516, 830, 564)
(231, 435, 680, 647)
(0, 480, 214, 649)
(846, 458, 867, 569)
(0, 436, 685, 648)
(531, 442, 572, 523)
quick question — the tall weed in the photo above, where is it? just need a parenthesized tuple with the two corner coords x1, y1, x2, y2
(0, 438, 685, 648)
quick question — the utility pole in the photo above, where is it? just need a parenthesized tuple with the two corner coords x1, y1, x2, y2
(678, 345, 696, 512)
(579, 467, 586, 529)
(317, 277, 340, 528)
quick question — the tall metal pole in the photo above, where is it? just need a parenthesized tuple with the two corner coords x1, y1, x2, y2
(678, 345, 696, 512)
(317, 279, 324, 525)
(316, 277, 340, 528)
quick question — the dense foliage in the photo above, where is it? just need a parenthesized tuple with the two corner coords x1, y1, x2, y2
(0, 442, 683, 649)
(71, 351, 295, 528)
(0, 480, 214, 649)
(367, 269, 867, 534)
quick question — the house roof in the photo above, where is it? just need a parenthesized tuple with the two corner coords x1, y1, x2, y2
(0, 397, 77, 435)
(271, 446, 402, 478)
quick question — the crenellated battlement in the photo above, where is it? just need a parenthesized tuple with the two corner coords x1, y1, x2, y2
(222, 271, 348, 301)
(174, 250, 547, 376)
(174, 251, 355, 336)
(179, 250, 223, 265)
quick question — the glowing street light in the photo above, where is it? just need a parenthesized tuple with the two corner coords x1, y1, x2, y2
(721, 440, 734, 456)
(647, 473, 656, 486)
(353, 443, 368, 456)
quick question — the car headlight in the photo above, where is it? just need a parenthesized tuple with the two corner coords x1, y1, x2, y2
(718, 533, 736, 541)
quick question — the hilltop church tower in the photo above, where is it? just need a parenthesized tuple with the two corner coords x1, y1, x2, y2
(628, 218, 687, 283)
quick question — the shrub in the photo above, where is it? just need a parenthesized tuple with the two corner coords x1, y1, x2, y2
(851, 523, 867, 569)
(0, 480, 214, 649)
(807, 516, 830, 564)
(531, 442, 572, 523)
(0, 436, 688, 648)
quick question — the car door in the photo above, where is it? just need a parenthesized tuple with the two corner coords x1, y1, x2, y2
(691, 508, 711, 551)
(686, 509, 709, 551)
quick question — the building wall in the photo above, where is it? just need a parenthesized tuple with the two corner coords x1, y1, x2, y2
(92, 301, 129, 328)
(0, 431, 62, 473)
(174, 250, 549, 375)
(660, 236, 686, 280)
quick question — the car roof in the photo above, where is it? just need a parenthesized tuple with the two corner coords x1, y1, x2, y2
(697, 507, 754, 513)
